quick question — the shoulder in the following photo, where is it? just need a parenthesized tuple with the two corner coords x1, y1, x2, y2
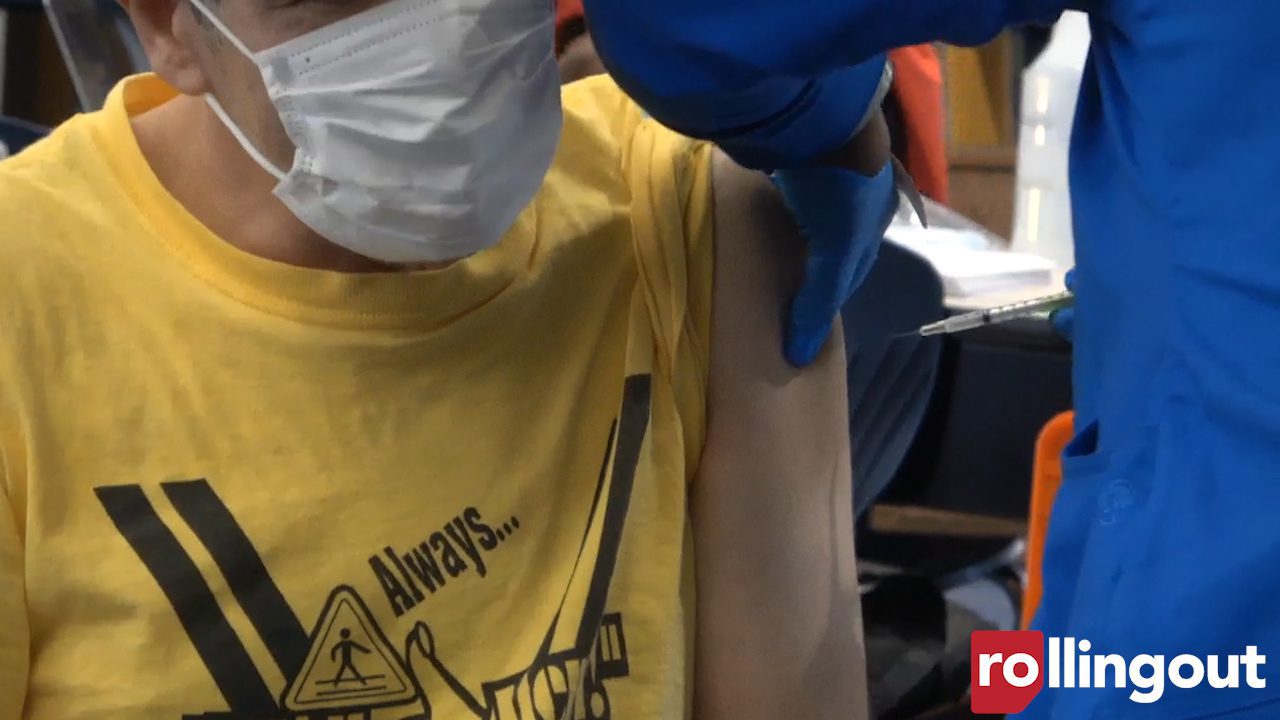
(0, 115, 108, 271)
(560, 74, 636, 136)
(0, 115, 116, 357)
(538, 76, 635, 212)
(0, 142, 68, 260)
(539, 75, 717, 271)
(555, 75, 712, 196)
(0, 147, 71, 319)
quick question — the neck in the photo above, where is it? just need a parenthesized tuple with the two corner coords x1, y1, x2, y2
(133, 95, 439, 273)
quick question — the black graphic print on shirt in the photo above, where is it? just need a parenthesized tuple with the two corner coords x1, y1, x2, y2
(95, 375, 651, 720)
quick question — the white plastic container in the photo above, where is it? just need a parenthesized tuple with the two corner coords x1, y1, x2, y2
(1010, 11, 1091, 270)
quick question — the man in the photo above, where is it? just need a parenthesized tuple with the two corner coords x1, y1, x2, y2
(0, 0, 890, 717)
(585, 0, 1280, 717)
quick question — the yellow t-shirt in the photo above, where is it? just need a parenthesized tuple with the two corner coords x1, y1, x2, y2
(0, 74, 714, 719)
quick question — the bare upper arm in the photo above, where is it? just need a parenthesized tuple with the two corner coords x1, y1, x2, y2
(691, 151, 866, 720)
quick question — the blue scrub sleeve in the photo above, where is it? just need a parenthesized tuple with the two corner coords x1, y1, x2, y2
(584, 0, 1071, 167)
(601, 59, 890, 170)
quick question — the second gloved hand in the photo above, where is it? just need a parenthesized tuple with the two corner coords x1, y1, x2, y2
(1050, 269, 1077, 343)
(773, 160, 899, 366)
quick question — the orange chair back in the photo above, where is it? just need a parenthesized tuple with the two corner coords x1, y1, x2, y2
(1021, 411, 1075, 629)
(887, 45, 949, 204)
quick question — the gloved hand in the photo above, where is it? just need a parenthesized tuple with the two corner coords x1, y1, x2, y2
(581, 0, 890, 169)
(1050, 269, 1076, 343)
(773, 159, 900, 366)
(581, 0, 898, 363)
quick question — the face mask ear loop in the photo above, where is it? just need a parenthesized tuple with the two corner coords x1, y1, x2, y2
(187, 0, 258, 60)
(186, 0, 289, 182)
(205, 94, 289, 182)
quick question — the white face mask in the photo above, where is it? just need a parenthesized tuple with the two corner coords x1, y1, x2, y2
(188, 0, 562, 263)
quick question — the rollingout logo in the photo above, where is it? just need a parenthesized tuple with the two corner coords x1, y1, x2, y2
(970, 631, 1268, 714)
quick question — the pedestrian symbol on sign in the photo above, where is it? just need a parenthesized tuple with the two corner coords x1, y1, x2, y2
(282, 586, 419, 713)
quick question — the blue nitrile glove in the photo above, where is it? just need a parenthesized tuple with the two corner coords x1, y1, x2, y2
(773, 160, 899, 366)
(1050, 269, 1076, 342)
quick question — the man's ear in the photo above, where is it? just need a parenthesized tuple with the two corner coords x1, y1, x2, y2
(119, 0, 212, 94)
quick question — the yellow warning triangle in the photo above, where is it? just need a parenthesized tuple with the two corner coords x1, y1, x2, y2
(282, 586, 419, 712)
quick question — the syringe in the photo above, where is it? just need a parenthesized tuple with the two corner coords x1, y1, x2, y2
(918, 290, 1074, 336)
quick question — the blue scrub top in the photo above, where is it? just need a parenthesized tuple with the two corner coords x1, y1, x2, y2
(1033, 3, 1280, 716)
(586, 0, 1280, 715)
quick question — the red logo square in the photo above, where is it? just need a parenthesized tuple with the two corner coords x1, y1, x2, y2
(971, 631, 1046, 714)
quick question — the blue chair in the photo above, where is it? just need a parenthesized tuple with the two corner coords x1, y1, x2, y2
(842, 239, 945, 519)
(0, 116, 50, 157)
